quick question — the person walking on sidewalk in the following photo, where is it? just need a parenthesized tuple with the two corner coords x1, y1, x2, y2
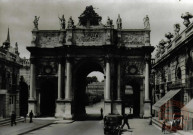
(29, 110, 33, 123)
(11, 111, 16, 126)
(121, 114, 130, 129)
(162, 120, 166, 134)
(23, 112, 27, 123)
(100, 108, 103, 118)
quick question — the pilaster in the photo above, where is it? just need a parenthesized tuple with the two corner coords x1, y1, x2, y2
(28, 58, 37, 115)
(143, 54, 151, 118)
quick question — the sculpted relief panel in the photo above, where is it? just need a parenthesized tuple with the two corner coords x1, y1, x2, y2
(36, 60, 58, 75)
(38, 32, 60, 47)
(122, 32, 145, 46)
(73, 32, 105, 46)
(121, 59, 145, 75)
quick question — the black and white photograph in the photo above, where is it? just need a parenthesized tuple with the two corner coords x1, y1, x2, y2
(0, 0, 193, 134)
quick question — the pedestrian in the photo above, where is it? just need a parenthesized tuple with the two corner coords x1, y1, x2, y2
(29, 110, 33, 123)
(129, 107, 132, 114)
(162, 120, 166, 134)
(23, 112, 27, 123)
(11, 111, 16, 126)
(121, 114, 130, 129)
(100, 108, 103, 118)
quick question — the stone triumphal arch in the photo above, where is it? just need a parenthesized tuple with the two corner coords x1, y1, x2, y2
(27, 6, 154, 119)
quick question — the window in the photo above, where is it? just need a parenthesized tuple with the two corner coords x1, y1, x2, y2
(176, 67, 181, 79)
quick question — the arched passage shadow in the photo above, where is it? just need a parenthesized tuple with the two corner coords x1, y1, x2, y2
(72, 60, 104, 120)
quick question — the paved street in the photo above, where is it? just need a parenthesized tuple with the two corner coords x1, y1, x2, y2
(0, 102, 180, 135)
(24, 119, 177, 135)
(25, 121, 103, 135)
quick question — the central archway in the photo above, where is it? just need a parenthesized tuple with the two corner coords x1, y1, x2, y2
(72, 60, 104, 120)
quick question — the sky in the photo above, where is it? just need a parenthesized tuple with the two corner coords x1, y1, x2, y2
(0, 0, 193, 80)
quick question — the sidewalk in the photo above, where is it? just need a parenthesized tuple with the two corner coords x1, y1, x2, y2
(176, 130, 193, 135)
(0, 118, 73, 135)
(121, 119, 175, 135)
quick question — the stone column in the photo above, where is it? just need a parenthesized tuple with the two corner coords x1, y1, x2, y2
(57, 63, 62, 100)
(117, 62, 121, 100)
(145, 61, 150, 101)
(64, 58, 72, 119)
(112, 61, 122, 115)
(104, 58, 112, 116)
(55, 61, 66, 118)
(65, 59, 72, 100)
(105, 61, 110, 101)
(143, 55, 151, 118)
(28, 60, 37, 116)
(29, 63, 35, 100)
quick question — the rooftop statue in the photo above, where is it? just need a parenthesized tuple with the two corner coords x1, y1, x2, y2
(33, 16, 40, 30)
(165, 32, 174, 44)
(106, 16, 113, 27)
(59, 15, 65, 29)
(67, 16, 74, 28)
(78, 5, 102, 26)
(174, 23, 180, 36)
(117, 14, 122, 29)
(159, 39, 166, 49)
(143, 15, 150, 29)
(181, 12, 193, 27)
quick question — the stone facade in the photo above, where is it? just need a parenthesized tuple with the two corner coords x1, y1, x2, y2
(153, 12, 193, 130)
(19, 58, 30, 116)
(27, 6, 154, 119)
(0, 28, 21, 118)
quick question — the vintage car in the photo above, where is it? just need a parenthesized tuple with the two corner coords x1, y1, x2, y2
(104, 114, 122, 135)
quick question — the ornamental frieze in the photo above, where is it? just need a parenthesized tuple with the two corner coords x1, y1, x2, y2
(73, 32, 105, 45)
(38, 32, 60, 47)
(121, 32, 145, 46)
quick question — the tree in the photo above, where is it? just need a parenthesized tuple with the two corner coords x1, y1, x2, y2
(86, 76, 98, 84)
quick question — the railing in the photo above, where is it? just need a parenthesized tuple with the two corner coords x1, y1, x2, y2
(155, 22, 193, 62)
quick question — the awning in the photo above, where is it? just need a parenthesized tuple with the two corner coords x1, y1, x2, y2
(153, 89, 181, 111)
(181, 99, 193, 118)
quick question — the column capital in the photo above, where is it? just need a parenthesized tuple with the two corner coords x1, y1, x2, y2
(65, 54, 73, 63)
(105, 54, 113, 63)
(56, 56, 64, 64)
(30, 58, 38, 64)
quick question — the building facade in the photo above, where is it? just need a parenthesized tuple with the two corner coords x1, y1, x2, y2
(19, 58, 30, 116)
(153, 12, 193, 130)
(0, 28, 21, 118)
(27, 6, 154, 119)
(86, 82, 104, 97)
